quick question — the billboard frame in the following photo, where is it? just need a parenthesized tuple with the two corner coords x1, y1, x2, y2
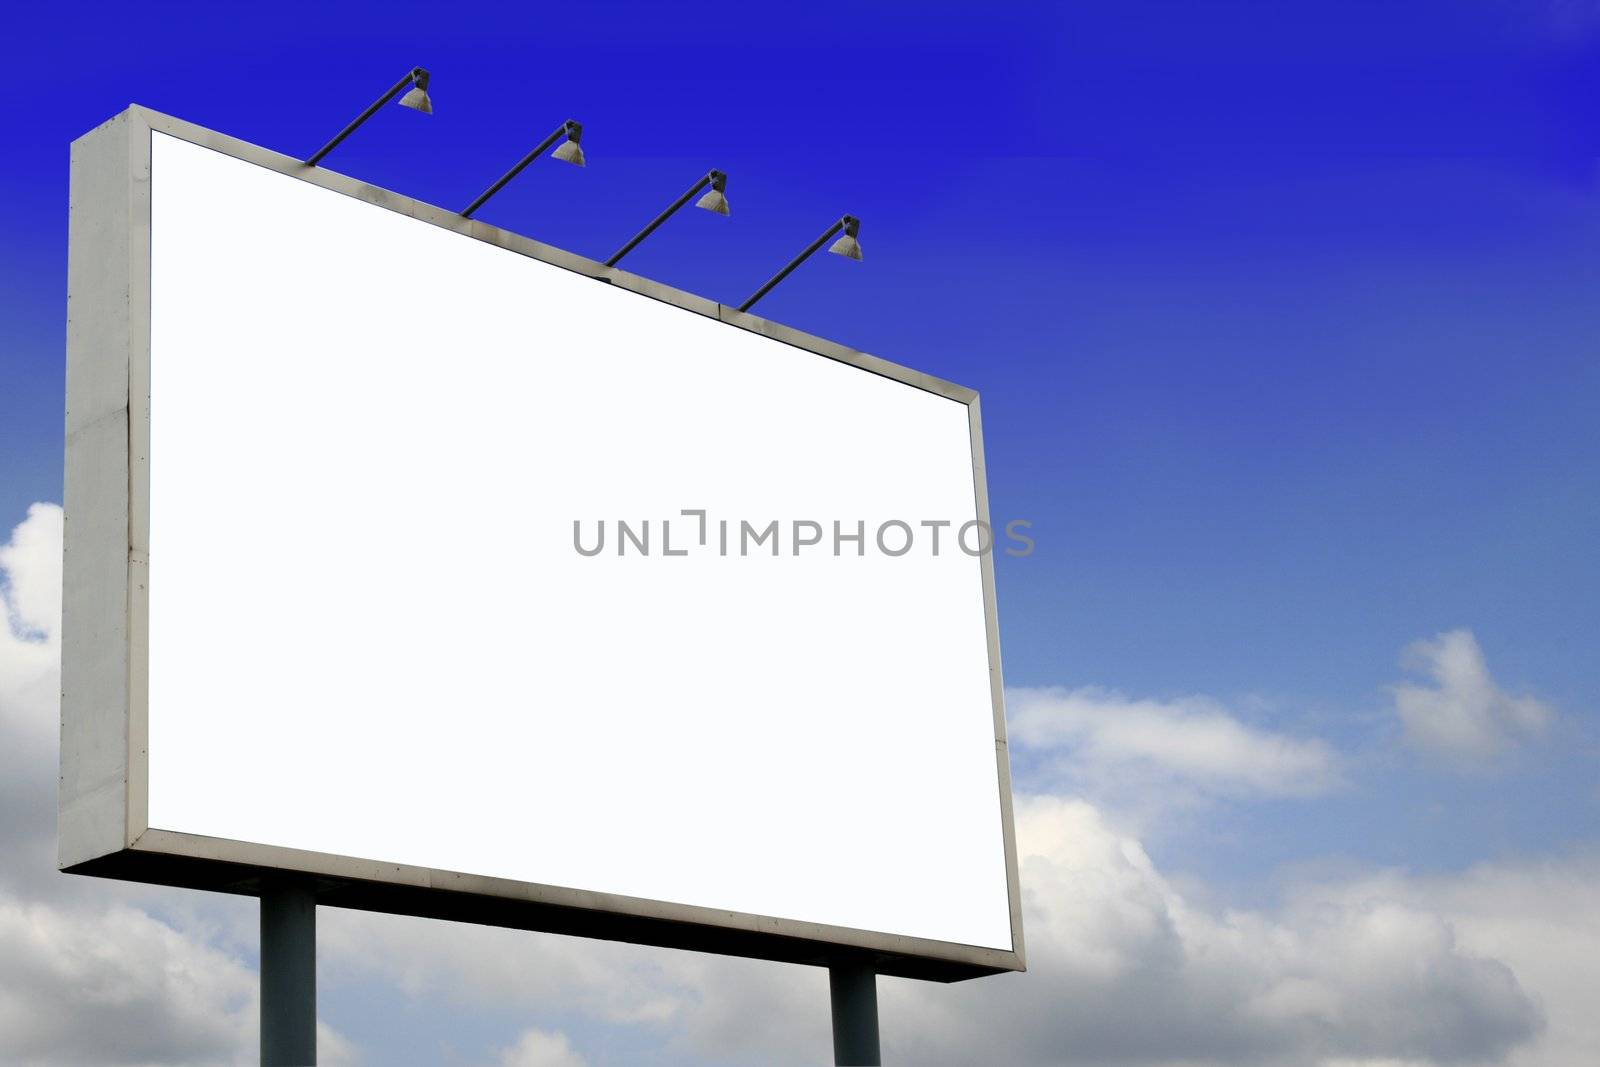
(60, 105, 1025, 983)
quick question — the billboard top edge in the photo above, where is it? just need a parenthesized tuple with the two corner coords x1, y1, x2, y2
(109, 104, 979, 410)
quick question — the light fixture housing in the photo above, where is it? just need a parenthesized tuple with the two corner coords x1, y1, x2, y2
(397, 69, 432, 114)
(695, 170, 730, 215)
(551, 121, 585, 166)
(828, 215, 862, 260)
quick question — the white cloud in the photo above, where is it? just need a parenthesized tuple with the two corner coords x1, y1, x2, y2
(0, 502, 61, 763)
(0, 501, 62, 641)
(317, 1024, 361, 1067)
(1, 504, 70, 899)
(1311, 853, 1600, 1067)
(1007, 686, 1341, 801)
(0, 896, 255, 1066)
(1392, 630, 1552, 768)
(880, 795, 1547, 1067)
(492, 1028, 588, 1067)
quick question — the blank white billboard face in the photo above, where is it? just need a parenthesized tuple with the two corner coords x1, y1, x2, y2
(141, 131, 1013, 952)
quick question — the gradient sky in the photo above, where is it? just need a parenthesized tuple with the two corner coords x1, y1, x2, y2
(2, 2, 1598, 1064)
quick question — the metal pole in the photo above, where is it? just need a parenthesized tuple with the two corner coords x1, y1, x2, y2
(737, 220, 845, 313)
(461, 122, 577, 219)
(605, 172, 718, 267)
(829, 962, 881, 1066)
(306, 68, 426, 167)
(261, 877, 317, 1066)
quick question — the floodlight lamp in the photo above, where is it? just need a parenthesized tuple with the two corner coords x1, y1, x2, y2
(603, 168, 732, 267)
(735, 213, 866, 312)
(459, 119, 589, 217)
(695, 171, 730, 215)
(552, 121, 585, 166)
(828, 215, 862, 260)
(397, 69, 432, 114)
(305, 65, 433, 167)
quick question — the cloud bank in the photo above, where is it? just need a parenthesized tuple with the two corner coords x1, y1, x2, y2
(1, 503, 1594, 1066)
(886, 796, 1547, 1067)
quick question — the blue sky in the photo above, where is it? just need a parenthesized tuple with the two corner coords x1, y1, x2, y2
(2, 2, 1598, 1065)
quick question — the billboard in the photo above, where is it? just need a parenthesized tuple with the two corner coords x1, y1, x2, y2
(61, 107, 1024, 981)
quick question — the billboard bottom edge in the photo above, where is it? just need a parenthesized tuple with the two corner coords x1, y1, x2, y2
(60, 846, 1018, 983)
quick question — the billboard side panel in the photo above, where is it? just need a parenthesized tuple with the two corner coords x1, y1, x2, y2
(60, 112, 139, 868)
(968, 395, 1027, 971)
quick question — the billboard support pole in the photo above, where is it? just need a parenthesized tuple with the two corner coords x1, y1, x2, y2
(829, 963, 881, 1066)
(261, 877, 318, 1066)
